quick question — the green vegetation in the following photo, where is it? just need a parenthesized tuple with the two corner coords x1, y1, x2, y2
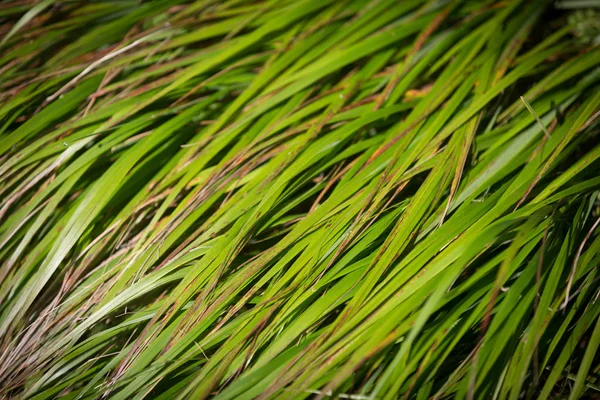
(0, 0, 599, 398)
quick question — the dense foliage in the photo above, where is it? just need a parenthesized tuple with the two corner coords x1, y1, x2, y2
(0, 0, 599, 398)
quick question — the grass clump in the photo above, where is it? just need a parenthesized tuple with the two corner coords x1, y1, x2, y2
(0, 0, 599, 399)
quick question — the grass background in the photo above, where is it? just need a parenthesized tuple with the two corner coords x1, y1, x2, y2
(0, 0, 599, 398)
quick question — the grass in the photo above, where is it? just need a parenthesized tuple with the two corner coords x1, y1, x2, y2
(0, 0, 599, 398)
